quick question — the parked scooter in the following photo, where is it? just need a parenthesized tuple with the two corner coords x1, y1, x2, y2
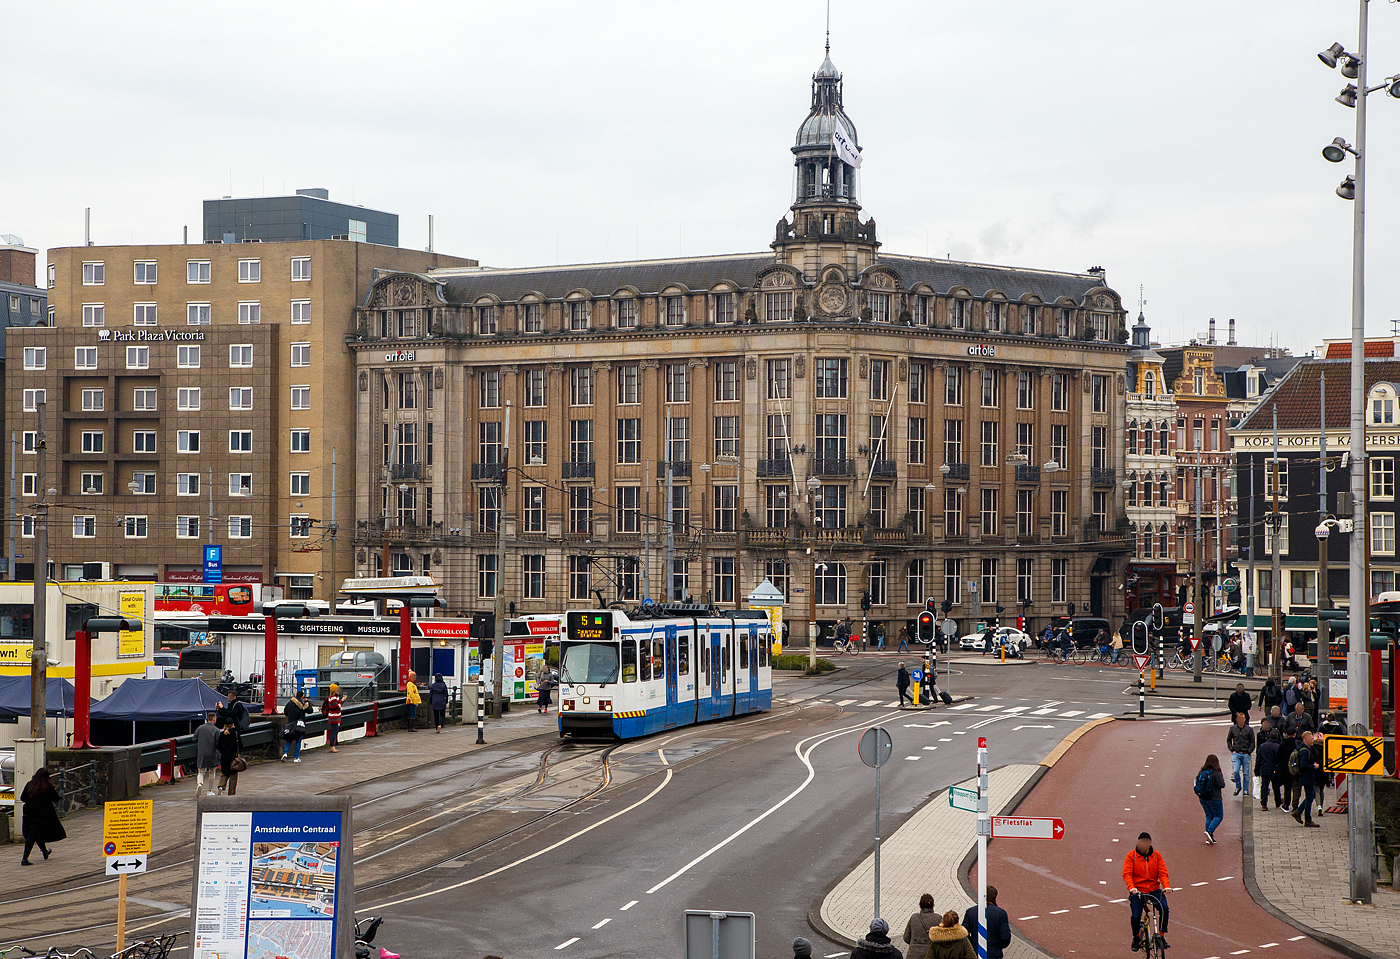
(356, 916, 400, 959)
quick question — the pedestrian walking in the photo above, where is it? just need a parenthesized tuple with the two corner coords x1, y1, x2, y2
(405, 670, 421, 731)
(536, 667, 557, 714)
(1292, 731, 1322, 827)
(321, 684, 343, 753)
(281, 690, 312, 762)
(850, 918, 902, 959)
(1227, 683, 1251, 724)
(1194, 753, 1226, 843)
(876, 624, 886, 651)
(1275, 731, 1297, 812)
(1226, 712, 1256, 797)
(429, 673, 449, 731)
(1255, 730, 1281, 810)
(896, 662, 912, 708)
(922, 912, 975, 959)
(1258, 677, 1283, 718)
(896, 626, 910, 653)
(18, 768, 65, 865)
(195, 711, 221, 797)
(1111, 630, 1124, 665)
(902, 893, 938, 959)
(216, 719, 243, 795)
(216, 689, 250, 734)
(961, 886, 1011, 959)
(1316, 711, 1344, 815)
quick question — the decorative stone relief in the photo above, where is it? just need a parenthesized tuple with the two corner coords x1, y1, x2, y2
(746, 358, 757, 380)
(434, 368, 444, 389)
(640, 359, 660, 370)
(762, 272, 795, 289)
(395, 281, 416, 306)
(795, 356, 806, 378)
(898, 358, 907, 381)
(358, 372, 368, 391)
(858, 355, 868, 378)
(868, 272, 894, 290)
(371, 286, 387, 307)
(1117, 373, 1126, 395)
(818, 285, 849, 315)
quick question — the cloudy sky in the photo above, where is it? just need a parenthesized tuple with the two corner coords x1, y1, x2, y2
(7, 1, 1400, 354)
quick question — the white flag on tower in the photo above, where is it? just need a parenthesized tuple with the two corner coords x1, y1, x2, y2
(832, 126, 862, 168)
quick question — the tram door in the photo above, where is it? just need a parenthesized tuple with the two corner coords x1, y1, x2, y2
(711, 628, 725, 717)
(748, 624, 760, 705)
(664, 626, 679, 727)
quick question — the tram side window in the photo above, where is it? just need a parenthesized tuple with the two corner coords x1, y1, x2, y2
(621, 640, 637, 682)
(722, 640, 731, 674)
(760, 635, 769, 667)
(700, 640, 709, 677)
(740, 635, 750, 670)
(653, 638, 666, 676)
(678, 636, 690, 676)
(639, 638, 653, 681)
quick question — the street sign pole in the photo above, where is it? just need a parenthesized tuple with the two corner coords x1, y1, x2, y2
(976, 736, 989, 959)
(1139, 668, 1145, 718)
(858, 727, 893, 922)
(117, 873, 127, 950)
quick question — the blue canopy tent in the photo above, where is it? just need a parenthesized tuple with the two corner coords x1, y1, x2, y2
(90, 678, 228, 745)
(0, 676, 75, 720)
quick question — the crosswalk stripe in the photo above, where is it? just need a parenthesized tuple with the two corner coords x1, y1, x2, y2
(950, 703, 977, 711)
(1031, 707, 1057, 715)
(1059, 710, 1084, 717)
(975, 704, 1001, 712)
(1003, 706, 1029, 713)
(858, 699, 882, 707)
(1088, 712, 1112, 719)
(835, 699, 857, 706)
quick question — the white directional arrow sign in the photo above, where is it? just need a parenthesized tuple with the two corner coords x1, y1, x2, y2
(106, 854, 147, 875)
(990, 816, 1065, 840)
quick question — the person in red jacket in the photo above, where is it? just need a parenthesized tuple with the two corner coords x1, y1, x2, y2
(1122, 831, 1170, 952)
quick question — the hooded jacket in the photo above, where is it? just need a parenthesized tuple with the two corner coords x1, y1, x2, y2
(850, 934, 903, 959)
(1259, 680, 1283, 712)
(1228, 689, 1252, 717)
(922, 925, 976, 959)
(1256, 736, 1281, 780)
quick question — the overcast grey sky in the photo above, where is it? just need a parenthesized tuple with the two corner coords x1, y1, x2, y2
(6, 1, 1400, 354)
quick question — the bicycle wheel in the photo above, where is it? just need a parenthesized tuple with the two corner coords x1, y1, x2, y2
(1098, 649, 1113, 665)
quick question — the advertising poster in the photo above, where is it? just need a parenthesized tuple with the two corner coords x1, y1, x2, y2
(119, 591, 146, 658)
(194, 810, 344, 959)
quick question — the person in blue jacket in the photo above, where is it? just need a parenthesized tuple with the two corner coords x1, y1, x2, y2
(962, 886, 1012, 959)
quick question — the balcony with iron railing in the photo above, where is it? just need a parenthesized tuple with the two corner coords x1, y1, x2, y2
(870, 459, 897, 479)
(813, 458, 855, 478)
(1091, 467, 1117, 486)
(472, 462, 503, 481)
(941, 463, 970, 482)
(562, 461, 595, 479)
(757, 458, 792, 478)
(1015, 465, 1040, 484)
(663, 460, 692, 478)
(390, 462, 423, 480)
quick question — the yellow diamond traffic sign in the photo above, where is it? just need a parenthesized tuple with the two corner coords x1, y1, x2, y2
(1323, 735, 1386, 776)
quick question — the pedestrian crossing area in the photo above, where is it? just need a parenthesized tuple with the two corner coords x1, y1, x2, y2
(801, 697, 1113, 720)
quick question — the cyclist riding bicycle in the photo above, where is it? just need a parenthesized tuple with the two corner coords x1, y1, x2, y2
(1122, 831, 1170, 952)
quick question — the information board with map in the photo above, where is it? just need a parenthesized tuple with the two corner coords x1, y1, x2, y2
(191, 800, 353, 959)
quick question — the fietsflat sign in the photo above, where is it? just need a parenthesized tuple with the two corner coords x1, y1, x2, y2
(990, 816, 1065, 840)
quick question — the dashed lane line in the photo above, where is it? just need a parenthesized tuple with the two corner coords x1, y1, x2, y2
(1017, 916, 1038, 921)
(555, 938, 579, 950)
(621, 900, 638, 910)
(592, 919, 610, 929)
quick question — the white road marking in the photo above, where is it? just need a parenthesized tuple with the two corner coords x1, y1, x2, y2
(1016, 915, 1038, 921)
(1259, 944, 1279, 949)
(953, 730, 966, 735)
(1217, 876, 1234, 881)
(1088, 712, 1112, 719)
(859, 699, 882, 707)
(1287, 936, 1307, 941)
(950, 703, 978, 710)
(621, 901, 638, 910)
(1079, 903, 1100, 909)
(1030, 708, 1058, 715)
(835, 699, 858, 706)
(555, 939, 579, 950)
(1013, 724, 1054, 731)
(975, 704, 1001, 712)
(1230, 951, 1251, 955)
(592, 919, 611, 929)
(1191, 881, 1209, 886)
(969, 716, 1005, 729)
(939, 737, 952, 741)
(883, 703, 900, 708)
(1109, 898, 1127, 903)
(1059, 710, 1085, 717)
(904, 756, 920, 761)
(903, 722, 951, 729)
(1003, 706, 1029, 713)
(922, 746, 938, 751)
(1049, 909, 1069, 915)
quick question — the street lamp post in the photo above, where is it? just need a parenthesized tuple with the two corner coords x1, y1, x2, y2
(806, 474, 822, 671)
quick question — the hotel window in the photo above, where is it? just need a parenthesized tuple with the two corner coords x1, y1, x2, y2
(230, 473, 253, 497)
(178, 387, 201, 411)
(765, 291, 793, 322)
(133, 388, 157, 411)
(177, 516, 200, 539)
(714, 361, 739, 401)
(667, 417, 690, 463)
(714, 416, 739, 458)
(981, 558, 999, 602)
(228, 516, 252, 539)
(1022, 305, 1037, 335)
(291, 256, 311, 281)
(987, 301, 1004, 331)
(912, 295, 930, 325)
(906, 487, 925, 535)
(980, 370, 999, 408)
(568, 300, 590, 331)
(523, 486, 546, 533)
(74, 347, 97, 369)
(238, 301, 261, 324)
(523, 303, 543, 333)
(816, 358, 847, 398)
(290, 386, 311, 410)
(187, 260, 211, 283)
(569, 368, 594, 406)
(133, 431, 157, 452)
(177, 473, 200, 496)
(1051, 424, 1068, 469)
(123, 516, 148, 539)
(980, 420, 999, 466)
(291, 342, 311, 367)
(80, 472, 103, 495)
(524, 420, 548, 464)
(980, 488, 999, 536)
(815, 561, 847, 606)
(569, 419, 594, 464)
(908, 363, 926, 404)
(81, 389, 105, 412)
(766, 359, 791, 399)
(1015, 422, 1034, 459)
(478, 305, 497, 335)
(1050, 373, 1068, 411)
(479, 370, 501, 408)
(1091, 375, 1108, 413)
(132, 473, 157, 494)
(617, 486, 640, 533)
(765, 414, 792, 460)
(72, 516, 97, 539)
(869, 292, 890, 323)
(1372, 513, 1396, 556)
(765, 485, 790, 527)
(945, 367, 964, 406)
(1051, 558, 1067, 603)
(664, 295, 685, 326)
(477, 487, 500, 534)
(616, 365, 640, 404)
(23, 389, 45, 411)
(665, 364, 690, 403)
(82, 261, 104, 285)
(177, 344, 200, 368)
(944, 488, 964, 536)
(238, 259, 261, 283)
(291, 299, 311, 324)
(229, 430, 253, 453)
(1051, 489, 1067, 536)
(23, 347, 44, 370)
(870, 359, 890, 400)
(1090, 312, 1110, 339)
(714, 292, 735, 325)
(1016, 372, 1034, 409)
(907, 418, 926, 464)
(187, 302, 210, 325)
(1092, 490, 1108, 529)
(478, 421, 502, 466)
(398, 310, 416, 337)
(815, 414, 846, 462)
(906, 559, 925, 605)
(291, 429, 311, 453)
(569, 556, 591, 600)
(289, 515, 313, 539)
(1091, 426, 1108, 470)
(125, 303, 157, 329)
(713, 485, 738, 531)
(1373, 458, 1396, 500)
(522, 555, 546, 599)
(615, 298, 638, 329)
(82, 303, 105, 327)
(1016, 558, 1033, 603)
(815, 484, 846, 529)
(948, 299, 967, 329)
(1016, 489, 1035, 537)
(944, 419, 964, 464)
(229, 388, 252, 410)
(943, 558, 962, 604)
(126, 345, 149, 369)
(230, 344, 253, 368)
(867, 485, 889, 528)
(764, 560, 790, 602)
(290, 472, 310, 497)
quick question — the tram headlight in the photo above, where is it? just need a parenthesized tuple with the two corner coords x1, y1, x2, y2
(600, 700, 612, 711)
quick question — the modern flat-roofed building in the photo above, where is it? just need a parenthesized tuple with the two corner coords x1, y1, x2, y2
(348, 52, 1133, 643)
(203, 188, 398, 246)
(9, 233, 473, 596)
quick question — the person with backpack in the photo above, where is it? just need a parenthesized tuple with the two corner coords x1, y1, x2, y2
(216, 689, 250, 734)
(1255, 729, 1281, 810)
(1258, 677, 1283, 718)
(896, 663, 912, 708)
(1274, 732, 1297, 812)
(1292, 731, 1322, 827)
(1194, 754, 1226, 843)
(1315, 711, 1344, 815)
(1226, 713, 1256, 797)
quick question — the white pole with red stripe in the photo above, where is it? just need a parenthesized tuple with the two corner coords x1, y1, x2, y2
(976, 736, 988, 959)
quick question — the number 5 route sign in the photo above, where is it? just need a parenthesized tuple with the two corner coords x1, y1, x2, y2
(990, 816, 1065, 840)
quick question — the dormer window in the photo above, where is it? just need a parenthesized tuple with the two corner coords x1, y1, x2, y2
(1370, 383, 1398, 425)
(1145, 371, 1156, 395)
(1193, 369, 1204, 395)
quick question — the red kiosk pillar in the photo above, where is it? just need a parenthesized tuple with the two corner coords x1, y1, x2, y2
(399, 605, 412, 690)
(72, 629, 91, 748)
(263, 613, 278, 716)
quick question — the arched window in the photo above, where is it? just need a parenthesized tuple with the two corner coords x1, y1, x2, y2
(1143, 529, 1154, 558)
(1127, 421, 1138, 455)
(815, 562, 847, 606)
(1369, 383, 1398, 426)
(1159, 422, 1170, 452)
(1142, 421, 1154, 454)
(1159, 475, 1171, 506)
(1145, 371, 1156, 396)
(1159, 525, 1170, 559)
(1126, 478, 1137, 506)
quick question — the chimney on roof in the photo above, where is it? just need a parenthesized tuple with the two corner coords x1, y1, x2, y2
(1228, 317, 1236, 346)
(1208, 317, 1216, 345)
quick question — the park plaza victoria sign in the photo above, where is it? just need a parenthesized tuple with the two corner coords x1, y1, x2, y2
(205, 615, 474, 639)
(96, 328, 206, 342)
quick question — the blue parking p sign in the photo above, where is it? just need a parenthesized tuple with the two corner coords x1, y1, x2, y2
(203, 544, 223, 584)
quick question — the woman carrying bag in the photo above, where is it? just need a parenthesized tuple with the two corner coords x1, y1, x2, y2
(19, 768, 66, 866)
(217, 719, 245, 795)
(281, 690, 312, 763)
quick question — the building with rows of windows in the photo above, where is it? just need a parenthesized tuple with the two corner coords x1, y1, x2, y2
(349, 52, 1133, 641)
(1124, 313, 1179, 614)
(7, 232, 472, 592)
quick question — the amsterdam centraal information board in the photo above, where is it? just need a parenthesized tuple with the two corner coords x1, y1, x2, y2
(191, 796, 355, 959)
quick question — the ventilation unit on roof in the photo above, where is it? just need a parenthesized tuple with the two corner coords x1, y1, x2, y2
(331, 234, 349, 240)
(240, 238, 262, 243)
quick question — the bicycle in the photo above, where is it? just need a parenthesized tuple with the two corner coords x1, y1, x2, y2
(1133, 890, 1168, 958)
(21, 934, 180, 959)
(831, 636, 860, 655)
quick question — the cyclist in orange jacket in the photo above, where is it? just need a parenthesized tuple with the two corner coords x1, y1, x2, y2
(1122, 831, 1170, 951)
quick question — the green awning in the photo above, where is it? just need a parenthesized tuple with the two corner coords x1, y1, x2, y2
(1229, 615, 1319, 630)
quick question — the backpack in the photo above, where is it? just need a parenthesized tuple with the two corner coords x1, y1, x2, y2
(1289, 745, 1308, 777)
(1194, 769, 1213, 797)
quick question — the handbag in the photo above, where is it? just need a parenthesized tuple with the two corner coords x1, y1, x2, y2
(230, 756, 248, 773)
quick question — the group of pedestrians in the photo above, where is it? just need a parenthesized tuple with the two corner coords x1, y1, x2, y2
(791, 887, 1011, 959)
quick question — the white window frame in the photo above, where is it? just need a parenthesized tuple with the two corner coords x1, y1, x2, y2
(72, 515, 97, 539)
(291, 299, 311, 324)
(177, 473, 200, 496)
(133, 302, 158, 326)
(230, 344, 253, 368)
(82, 303, 105, 327)
(290, 429, 311, 453)
(23, 389, 46, 411)
(289, 514, 312, 539)
(81, 389, 105, 412)
(132, 388, 157, 411)
(74, 347, 97, 370)
(133, 431, 157, 453)
(229, 430, 253, 453)
(290, 342, 311, 367)
(126, 345, 149, 370)
(177, 430, 200, 453)
(187, 260, 211, 284)
(229, 473, 252, 497)
(80, 472, 103, 495)
(176, 516, 200, 539)
(133, 260, 158, 285)
(187, 302, 211, 325)
(177, 344, 201, 368)
(228, 387, 252, 410)
(123, 515, 148, 539)
(178, 387, 201, 411)
(22, 347, 45, 370)
(238, 259, 261, 283)
(1372, 513, 1396, 556)
(238, 301, 261, 324)
(290, 385, 311, 410)
(291, 257, 311, 281)
(228, 515, 253, 539)
(82, 261, 104, 286)
(290, 472, 311, 497)
(22, 473, 36, 497)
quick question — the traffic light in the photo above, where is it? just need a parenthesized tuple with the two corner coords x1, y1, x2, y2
(478, 638, 494, 661)
(861, 590, 872, 612)
(917, 611, 935, 644)
(940, 599, 952, 614)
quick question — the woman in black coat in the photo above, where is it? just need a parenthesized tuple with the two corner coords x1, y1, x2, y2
(20, 768, 66, 865)
(429, 674, 449, 732)
(217, 722, 242, 795)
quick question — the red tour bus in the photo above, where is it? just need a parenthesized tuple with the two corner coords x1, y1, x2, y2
(154, 583, 257, 616)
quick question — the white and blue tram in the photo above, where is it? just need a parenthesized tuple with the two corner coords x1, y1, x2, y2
(557, 605, 773, 739)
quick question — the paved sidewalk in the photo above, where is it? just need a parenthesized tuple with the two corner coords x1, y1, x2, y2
(1246, 789, 1400, 959)
(816, 764, 1051, 959)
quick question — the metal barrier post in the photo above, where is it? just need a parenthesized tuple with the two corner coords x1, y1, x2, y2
(165, 739, 177, 782)
(476, 672, 486, 744)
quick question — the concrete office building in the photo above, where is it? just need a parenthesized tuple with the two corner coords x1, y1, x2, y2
(9, 228, 473, 595)
(203, 188, 398, 246)
(348, 52, 1133, 642)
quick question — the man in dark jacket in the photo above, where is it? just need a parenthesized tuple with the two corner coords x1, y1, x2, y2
(1255, 730, 1281, 810)
(195, 711, 221, 798)
(850, 918, 902, 959)
(896, 663, 912, 707)
(963, 886, 1013, 959)
(1292, 731, 1322, 826)
(1259, 678, 1283, 717)
(1226, 713, 1256, 796)
(217, 690, 250, 733)
(1228, 684, 1252, 724)
(1283, 701, 1314, 739)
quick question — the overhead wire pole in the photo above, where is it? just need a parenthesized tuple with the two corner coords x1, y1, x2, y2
(1271, 409, 1283, 680)
(1318, 374, 1332, 709)
(30, 403, 48, 745)
(492, 401, 511, 719)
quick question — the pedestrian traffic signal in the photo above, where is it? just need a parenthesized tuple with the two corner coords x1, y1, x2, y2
(917, 611, 935, 644)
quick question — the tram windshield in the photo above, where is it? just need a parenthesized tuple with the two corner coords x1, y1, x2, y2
(561, 642, 620, 684)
